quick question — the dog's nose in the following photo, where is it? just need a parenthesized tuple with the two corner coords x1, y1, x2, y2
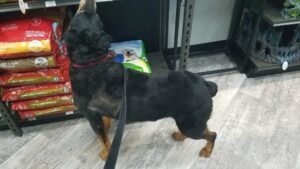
(126, 51, 131, 56)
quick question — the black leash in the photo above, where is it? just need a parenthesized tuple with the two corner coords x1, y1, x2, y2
(104, 68, 128, 169)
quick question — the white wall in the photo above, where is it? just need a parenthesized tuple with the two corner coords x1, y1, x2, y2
(168, 0, 236, 48)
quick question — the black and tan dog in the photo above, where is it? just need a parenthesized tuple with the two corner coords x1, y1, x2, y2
(64, 0, 218, 160)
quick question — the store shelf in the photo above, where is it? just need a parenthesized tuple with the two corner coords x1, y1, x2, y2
(0, 0, 120, 13)
(263, 4, 300, 27)
(247, 56, 300, 76)
(231, 41, 300, 77)
(19, 110, 83, 127)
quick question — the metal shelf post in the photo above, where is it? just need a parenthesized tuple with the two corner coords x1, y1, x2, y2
(0, 102, 23, 136)
(179, 0, 195, 71)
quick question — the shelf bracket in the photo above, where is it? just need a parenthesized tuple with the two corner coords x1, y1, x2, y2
(0, 102, 23, 136)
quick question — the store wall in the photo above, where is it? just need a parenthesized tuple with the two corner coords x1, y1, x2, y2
(168, 0, 236, 48)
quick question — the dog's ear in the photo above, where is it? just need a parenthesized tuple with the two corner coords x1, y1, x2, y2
(205, 81, 218, 97)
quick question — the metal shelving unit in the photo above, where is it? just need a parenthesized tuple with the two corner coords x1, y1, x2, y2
(163, 0, 241, 75)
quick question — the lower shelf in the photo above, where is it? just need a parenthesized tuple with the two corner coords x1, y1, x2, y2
(229, 41, 300, 77)
(247, 56, 300, 77)
(0, 111, 83, 131)
(19, 111, 83, 127)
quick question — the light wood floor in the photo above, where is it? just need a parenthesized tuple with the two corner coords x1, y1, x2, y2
(1, 60, 300, 169)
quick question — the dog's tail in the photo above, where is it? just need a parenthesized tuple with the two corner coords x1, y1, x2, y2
(77, 0, 97, 14)
(205, 81, 218, 97)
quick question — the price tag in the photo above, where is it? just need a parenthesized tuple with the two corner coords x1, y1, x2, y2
(45, 1, 57, 7)
(18, 0, 28, 14)
(282, 61, 288, 71)
(66, 111, 74, 115)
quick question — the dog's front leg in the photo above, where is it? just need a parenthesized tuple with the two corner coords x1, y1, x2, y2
(99, 116, 112, 160)
(199, 128, 217, 158)
(171, 131, 187, 141)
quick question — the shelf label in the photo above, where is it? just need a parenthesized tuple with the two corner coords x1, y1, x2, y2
(282, 61, 288, 71)
(66, 111, 74, 115)
(18, 0, 28, 14)
(28, 117, 36, 121)
(45, 1, 57, 7)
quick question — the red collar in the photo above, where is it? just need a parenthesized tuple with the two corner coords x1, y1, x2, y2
(72, 52, 115, 68)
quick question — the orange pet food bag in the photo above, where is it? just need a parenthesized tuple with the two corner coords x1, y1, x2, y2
(0, 53, 70, 73)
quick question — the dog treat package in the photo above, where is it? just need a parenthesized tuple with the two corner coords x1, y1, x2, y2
(0, 68, 69, 86)
(1, 81, 72, 101)
(110, 40, 152, 73)
(0, 17, 61, 59)
(11, 94, 74, 110)
(0, 54, 70, 73)
(17, 104, 77, 120)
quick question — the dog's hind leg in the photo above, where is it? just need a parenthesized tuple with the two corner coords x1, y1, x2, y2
(199, 128, 217, 158)
(99, 116, 112, 160)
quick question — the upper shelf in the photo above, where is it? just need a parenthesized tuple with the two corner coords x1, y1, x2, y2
(263, 4, 300, 27)
(0, 0, 118, 13)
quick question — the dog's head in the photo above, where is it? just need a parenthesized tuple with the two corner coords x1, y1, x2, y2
(64, 0, 112, 64)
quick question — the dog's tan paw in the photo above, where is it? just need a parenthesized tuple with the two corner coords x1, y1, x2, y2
(199, 147, 212, 158)
(172, 132, 186, 141)
(99, 149, 109, 161)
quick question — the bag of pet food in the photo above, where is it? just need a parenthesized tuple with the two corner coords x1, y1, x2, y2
(12, 94, 74, 110)
(18, 104, 77, 120)
(0, 68, 69, 86)
(2, 81, 72, 101)
(0, 0, 18, 3)
(0, 17, 61, 59)
(0, 54, 70, 73)
(110, 40, 152, 73)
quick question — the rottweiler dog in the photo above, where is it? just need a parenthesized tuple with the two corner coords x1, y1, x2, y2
(64, 0, 218, 160)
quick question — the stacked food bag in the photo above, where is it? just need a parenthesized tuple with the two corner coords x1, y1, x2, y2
(0, 17, 76, 120)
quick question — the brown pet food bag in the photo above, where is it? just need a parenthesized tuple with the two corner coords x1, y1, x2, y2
(12, 94, 74, 110)
(2, 81, 72, 101)
(0, 0, 19, 4)
(0, 55, 56, 72)
(0, 68, 69, 86)
(0, 17, 61, 59)
(0, 53, 70, 73)
(18, 104, 77, 120)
